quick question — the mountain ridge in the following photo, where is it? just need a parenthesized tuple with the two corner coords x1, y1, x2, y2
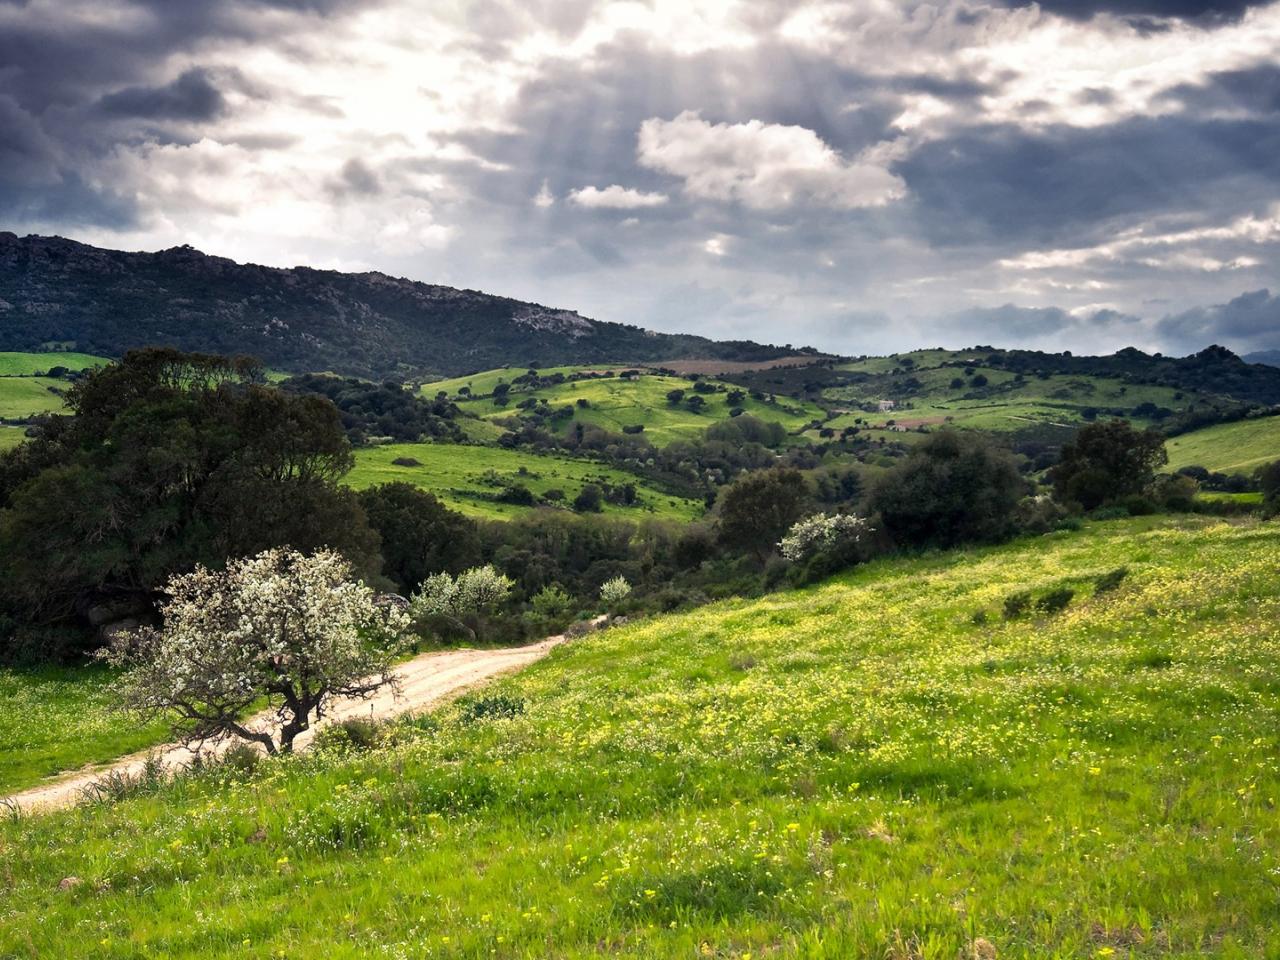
(0, 233, 815, 379)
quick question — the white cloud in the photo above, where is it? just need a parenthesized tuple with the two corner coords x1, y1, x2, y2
(1000, 207, 1280, 272)
(534, 179, 555, 208)
(568, 184, 669, 208)
(703, 233, 731, 256)
(637, 110, 906, 210)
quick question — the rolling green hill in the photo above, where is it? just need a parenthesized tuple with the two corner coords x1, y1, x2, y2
(1165, 415, 1280, 474)
(0, 376, 69, 419)
(345, 442, 703, 521)
(0, 426, 24, 451)
(0, 351, 109, 376)
(450, 371, 822, 447)
(2, 516, 1277, 956)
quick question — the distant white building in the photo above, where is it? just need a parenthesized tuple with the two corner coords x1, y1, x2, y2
(877, 399, 896, 412)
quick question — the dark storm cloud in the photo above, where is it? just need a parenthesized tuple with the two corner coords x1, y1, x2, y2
(1158, 64, 1280, 116)
(942, 303, 1143, 340)
(1157, 288, 1280, 353)
(0, 0, 376, 113)
(995, 0, 1264, 23)
(898, 116, 1280, 247)
(95, 68, 226, 121)
(327, 158, 383, 198)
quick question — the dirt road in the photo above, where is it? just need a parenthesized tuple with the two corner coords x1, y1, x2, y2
(4, 629, 583, 815)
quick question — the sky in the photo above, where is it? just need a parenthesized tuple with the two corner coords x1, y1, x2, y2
(2, 0, 1279, 358)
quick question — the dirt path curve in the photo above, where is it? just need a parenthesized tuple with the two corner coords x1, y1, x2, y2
(4, 624, 597, 815)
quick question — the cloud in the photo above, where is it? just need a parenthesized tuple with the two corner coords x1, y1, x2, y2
(3, 0, 1280, 356)
(1156, 287, 1280, 353)
(95, 67, 227, 121)
(636, 111, 907, 210)
(568, 184, 668, 208)
(995, 0, 1261, 23)
(328, 157, 382, 198)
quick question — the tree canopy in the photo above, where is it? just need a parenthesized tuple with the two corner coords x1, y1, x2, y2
(1049, 419, 1168, 511)
(0, 348, 381, 659)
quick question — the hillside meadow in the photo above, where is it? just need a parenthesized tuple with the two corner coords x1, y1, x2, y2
(2, 516, 1277, 957)
(345, 442, 703, 521)
(0, 667, 172, 794)
(0, 426, 25, 451)
(0, 376, 69, 419)
(0, 351, 109, 376)
(1165, 415, 1280, 474)
(449, 371, 822, 447)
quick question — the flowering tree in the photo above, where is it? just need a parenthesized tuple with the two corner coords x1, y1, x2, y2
(779, 513, 873, 563)
(101, 548, 410, 754)
(599, 576, 631, 611)
(409, 564, 513, 639)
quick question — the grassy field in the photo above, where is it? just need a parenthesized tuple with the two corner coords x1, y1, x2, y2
(3, 516, 1278, 957)
(0, 426, 25, 451)
(825, 367, 1191, 434)
(421, 366, 622, 398)
(0, 351, 109, 376)
(0, 376, 70, 419)
(0, 666, 172, 794)
(345, 442, 703, 521)
(453, 372, 822, 447)
(1165, 415, 1280, 474)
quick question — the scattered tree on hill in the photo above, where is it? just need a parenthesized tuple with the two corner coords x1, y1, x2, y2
(867, 430, 1025, 547)
(779, 513, 872, 563)
(573, 483, 604, 512)
(357, 482, 480, 594)
(1260, 459, 1280, 517)
(717, 467, 810, 562)
(599, 575, 631, 611)
(101, 548, 409, 755)
(410, 565, 513, 640)
(1048, 419, 1167, 511)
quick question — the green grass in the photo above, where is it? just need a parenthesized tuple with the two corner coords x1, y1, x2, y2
(0, 376, 70, 419)
(4, 516, 1279, 957)
(455, 372, 822, 446)
(1165, 415, 1280, 474)
(345, 442, 703, 521)
(1198, 490, 1264, 504)
(421, 365, 623, 399)
(826, 366, 1192, 434)
(0, 426, 25, 451)
(0, 351, 109, 376)
(0, 666, 173, 793)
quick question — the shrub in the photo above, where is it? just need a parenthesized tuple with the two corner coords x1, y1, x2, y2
(1049, 419, 1168, 511)
(1094, 567, 1129, 593)
(391, 457, 423, 467)
(410, 565, 513, 640)
(459, 694, 525, 724)
(867, 430, 1025, 548)
(314, 717, 383, 753)
(531, 584, 573, 619)
(573, 484, 603, 513)
(778, 513, 872, 564)
(599, 576, 632, 610)
(1036, 587, 1074, 615)
(1003, 591, 1032, 619)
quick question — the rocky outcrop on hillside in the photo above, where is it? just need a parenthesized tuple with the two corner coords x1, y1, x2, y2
(0, 233, 809, 378)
